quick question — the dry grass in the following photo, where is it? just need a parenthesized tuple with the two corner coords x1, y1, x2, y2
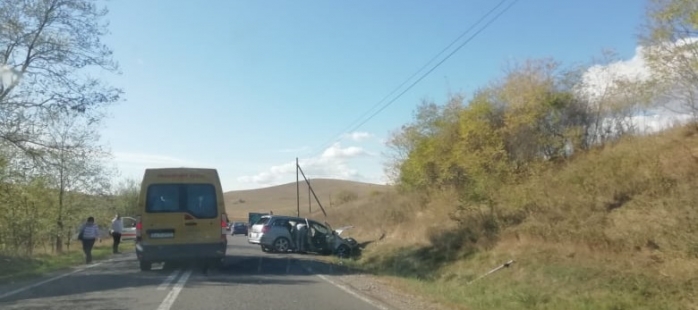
(223, 178, 390, 219)
(315, 125, 698, 309)
(216, 126, 698, 309)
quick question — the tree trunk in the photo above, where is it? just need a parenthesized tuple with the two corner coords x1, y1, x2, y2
(56, 171, 65, 253)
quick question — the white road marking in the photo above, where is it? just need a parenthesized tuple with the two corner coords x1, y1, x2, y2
(157, 269, 181, 291)
(156, 269, 192, 310)
(302, 265, 390, 310)
(0, 258, 111, 300)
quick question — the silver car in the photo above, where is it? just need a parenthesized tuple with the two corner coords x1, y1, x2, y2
(247, 215, 357, 257)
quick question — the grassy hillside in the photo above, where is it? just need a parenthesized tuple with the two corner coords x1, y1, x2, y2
(317, 125, 698, 310)
(223, 178, 390, 219)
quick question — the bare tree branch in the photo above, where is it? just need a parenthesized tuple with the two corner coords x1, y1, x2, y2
(0, 0, 122, 157)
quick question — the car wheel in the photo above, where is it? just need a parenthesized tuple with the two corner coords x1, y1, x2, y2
(336, 245, 351, 258)
(139, 260, 152, 271)
(273, 237, 290, 252)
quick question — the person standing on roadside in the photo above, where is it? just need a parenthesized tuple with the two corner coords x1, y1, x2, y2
(295, 222, 308, 253)
(77, 216, 99, 264)
(110, 214, 123, 254)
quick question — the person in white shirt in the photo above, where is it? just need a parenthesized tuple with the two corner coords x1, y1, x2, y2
(78, 216, 100, 264)
(295, 222, 308, 253)
(110, 214, 124, 254)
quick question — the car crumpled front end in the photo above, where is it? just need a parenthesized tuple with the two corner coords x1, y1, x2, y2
(330, 225, 359, 256)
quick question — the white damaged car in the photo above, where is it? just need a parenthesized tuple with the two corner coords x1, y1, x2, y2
(247, 215, 359, 257)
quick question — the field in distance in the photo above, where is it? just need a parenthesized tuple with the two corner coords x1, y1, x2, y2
(223, 178, 391, 220)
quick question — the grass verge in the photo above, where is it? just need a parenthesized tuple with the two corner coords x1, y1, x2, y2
(339, 238, 698, 310)
(318, 125, 698, 310)
(0, 242, 132, 285)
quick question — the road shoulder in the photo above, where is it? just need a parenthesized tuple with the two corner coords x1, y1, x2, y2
(323, 271, 448, 310)
(295, 257, 449, 310)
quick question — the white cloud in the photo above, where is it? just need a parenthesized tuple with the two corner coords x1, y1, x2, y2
(578, 42, 696, 134)
(579, 37, 698, 99)
(628, 112, 693, 133)
(237, 142, 374, 186)
(579, 46, 652, 103)
(342, 131, 374, 142)
(321, 143, 367, 158)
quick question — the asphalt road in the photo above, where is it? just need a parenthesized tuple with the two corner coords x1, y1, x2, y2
(0, 235, 385, 310)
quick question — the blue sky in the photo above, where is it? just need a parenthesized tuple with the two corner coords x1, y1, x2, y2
(98, 0, 647, 191)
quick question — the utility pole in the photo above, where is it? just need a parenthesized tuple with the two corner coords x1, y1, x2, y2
(297, 165, 327, 217)
(296, 157, 300, 217)
(308, 184, 311, 213)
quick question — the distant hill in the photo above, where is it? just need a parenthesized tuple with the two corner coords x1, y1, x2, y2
(223, 178, 391, 219)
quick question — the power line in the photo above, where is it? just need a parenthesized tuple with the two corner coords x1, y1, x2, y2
(308, 0, 520, 158)
(340, 0, 521, 142)
(309, 0, 510, 156)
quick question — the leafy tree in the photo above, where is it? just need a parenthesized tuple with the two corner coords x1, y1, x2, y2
(385, 96, 466, 190)
(109, 177, 141, 217)
(389, 57, 644, 196)
(0, 0, 122, 256)
(41, 110, 113, 253)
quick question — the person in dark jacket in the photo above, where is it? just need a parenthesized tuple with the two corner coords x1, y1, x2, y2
(78, 216, 100, 264)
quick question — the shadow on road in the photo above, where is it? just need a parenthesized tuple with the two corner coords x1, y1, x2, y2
(0, 252, 366, 305)
(191, 276, 315, 287)
(227, 254, 360, 276)
(187, 254, 364, 287)
(0, 263, 172, 305)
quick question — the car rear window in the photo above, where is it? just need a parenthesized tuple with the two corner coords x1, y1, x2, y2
(146, 183, 218, 219)
(254, 217, 270, 225)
